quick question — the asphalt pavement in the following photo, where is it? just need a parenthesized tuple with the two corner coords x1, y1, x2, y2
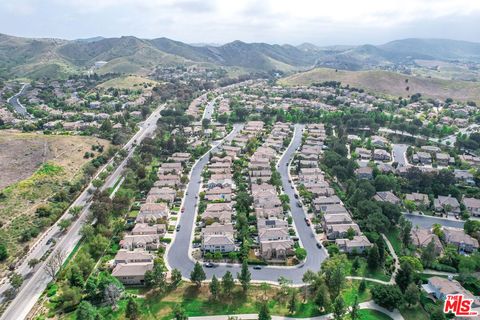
(166, 123, 328, 285)
(7, 83, 32, 118)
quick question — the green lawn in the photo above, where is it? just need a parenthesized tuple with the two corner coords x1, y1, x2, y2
(357, 309, 393, 320)
(384, 229, 403, 256)
(61, 281, 375, 320)
(346, 256, 391, 282)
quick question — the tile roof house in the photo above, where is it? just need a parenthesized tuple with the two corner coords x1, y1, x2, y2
(202, 233, 236, 253)
(112, 262, 154, 285)
(463, 197, 480, 217)
(136, 203, 170, 223)
(423, 277, 478, 305)
(405, 192, 430, 207)
(205, 186, 232, 202)
(433, 195, 460, 216)
(373, 149, 391, 161)
(201, 222, 235, 236)
(120, 234, 161, 251)
(443, 227, 479, 253)
(326, 223, 361, 240)
(374, 191, 401, 205)
(114, 249, 154, 265)
(336, 235, 372, 254)
(410, 228, 443, 254)
(355, 167, 373, 180)
(131, 223, 166, 235)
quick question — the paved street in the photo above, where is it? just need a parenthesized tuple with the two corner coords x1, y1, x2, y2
(404, 213, 465, 229)
(166, 123, 328, 285)
(7, 83, 32, 118)
(392, 144, 409, 166)
(0, 105, 164, 320)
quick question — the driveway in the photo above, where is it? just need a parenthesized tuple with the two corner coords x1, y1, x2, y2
(166, 123, 328, 285)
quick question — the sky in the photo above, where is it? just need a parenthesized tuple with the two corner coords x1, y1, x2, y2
(1, 0, 480, 45)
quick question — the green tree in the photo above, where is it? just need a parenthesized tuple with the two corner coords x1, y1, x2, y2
(358, 279, 366, 293)
(190, 262, 206, 287)
(367, 245, 380, 270)
(237, 260, 251, 293)
(333, 295, 346, 320)
(395, 261, 414, 292)
(126, 297, 139, 320)
(222, 271, 235, 296)
(321, 254, 347, 299)
(171, 268, 182, 287)
(28, 258, 40, 270)
(145, 263, 166, 289)
(258, 302, 271, 320)
(173, 304, 188, 320)
(371, 285, 403, 311)
(288, 290, 297, 314)
(209, 275, 220, 300)
(421, 240, 438, 268)
(352, 257, 360, 274)
(9, 273, 23, 291)
(295, 247, 307, 261)
(350, 295, 360, 320)
(404, 283, 420, 307)
(314, 283, 331, 312)
(76, 301, 97, 320)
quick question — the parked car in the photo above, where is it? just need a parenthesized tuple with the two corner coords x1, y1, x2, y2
(316, 242, 322, 249)
(297, 201, 302, 207)
(253, 266, 262, 270)
(204, 262, 216, 268)
(304, 217, 311, 226)
(176, 225, 181, 232)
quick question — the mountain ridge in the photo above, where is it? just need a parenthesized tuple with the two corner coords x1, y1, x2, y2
(1, 33, 480, 79)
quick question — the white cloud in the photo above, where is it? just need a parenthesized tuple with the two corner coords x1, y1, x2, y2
(1, 0, 480, 44)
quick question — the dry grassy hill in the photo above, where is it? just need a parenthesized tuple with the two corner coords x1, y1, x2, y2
(280, 68, 480, 104)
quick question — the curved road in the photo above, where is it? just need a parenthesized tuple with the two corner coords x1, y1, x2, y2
(7, 83, 32, 118)
(166, 123, 328, 285)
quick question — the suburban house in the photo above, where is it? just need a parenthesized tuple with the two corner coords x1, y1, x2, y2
(433, 195, 461, 216)
(114, 250, 154, 265)
(422, 277, 478, 305)
(405, 192, 430, 208)
(454, 169, 475, 185)
(112, 262, 154, 285)
(443, 227, 479, 253)
(355, 167, 373, 180)
(136, 203, 170, 223)
(202, 233, 236, 253)
(355, 147, 371, 160)
(373, 149, 391, 161)
(463, 197, 480, 217)
(131, 223, 166, 235)
(325, 223, 361, 240)
(370, 135, 389, 148)
(336, 235, 372, 254)
(374, 191, 401, 205)
(120, 234, 161, 251)
(410, 228, 443, 254)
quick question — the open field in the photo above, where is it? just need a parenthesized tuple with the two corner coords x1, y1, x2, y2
(0, 131, 110, 262)
(97, 75, 158, 90)
(279, 67, 480, 104)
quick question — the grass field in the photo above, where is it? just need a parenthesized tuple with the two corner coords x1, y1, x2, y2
(0, 131, 110, 265)
(279, 67, 480, 104)
(358, 309, 393, 320)
(97, 75, 158, 90)
(59, 280, 378, 320)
